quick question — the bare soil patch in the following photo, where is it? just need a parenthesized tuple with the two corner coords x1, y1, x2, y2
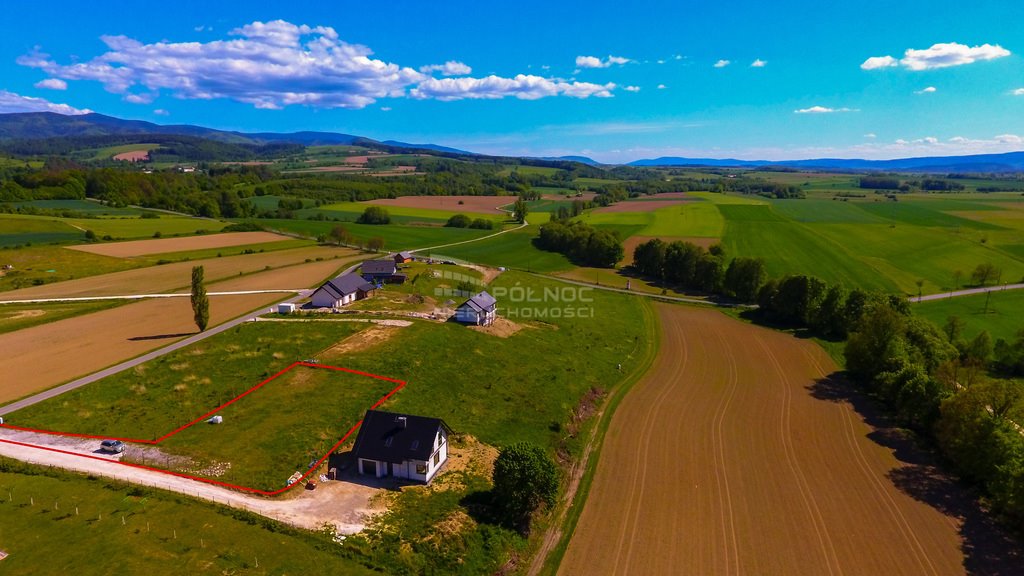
(112, 150, 151, 162)
(1, 246, 354, 300)
(68, 231, 291, 258)
(560, 305, 973, 575)
(366, 195, 514, 214)
(467, 317, 523, 338)
(593, 199, 691, 213)
(321, 324, 403, 357)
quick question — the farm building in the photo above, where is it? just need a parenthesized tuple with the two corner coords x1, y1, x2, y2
(361, 260, 406, 284)
(351, 410, 450, 483)
(393, 251, 414, 264)
(309, 273, 375, 308)
(455, 291, 497, 326)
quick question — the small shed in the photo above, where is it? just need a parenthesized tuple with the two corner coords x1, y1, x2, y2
(351, 410, 451, 483)
(394, 251, 414, 264)
(455, 291, 497, 326)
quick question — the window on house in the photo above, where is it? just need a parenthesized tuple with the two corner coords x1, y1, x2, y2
(416, 463, 427, 475)
(434, 452, 440, 466)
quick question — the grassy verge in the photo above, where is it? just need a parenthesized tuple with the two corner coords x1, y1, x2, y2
(0, 459, 377, 575)
(0, 300, 123, 335)
(913, 289, 1024, 343)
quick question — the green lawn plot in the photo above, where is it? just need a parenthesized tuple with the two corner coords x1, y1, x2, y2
(428, 226, 574, 272)
(6, 322, 366, 440)
(0, 462, 379, 576)
(0, 300, 122, 335)
(0, 216, 82, 247)
(84, 142, 160, 161)
(808, 222, 1024, 294)
(304, 202, 507, 225)
(914, 289, 1024, 344)
(256, 218, 496, 252)
(0, 244, 138, 292)
(576, 202, 724, 238)
(686, 191, 767, 205)
(247, 195, 317, 212)
(155, 363, 400, 489)
(521, 198, 579, 213)
(346, 262, 485, 312)
(63, 216, 226, 239)
(855, 201, 1007, 231)
(532, 186, 579, 196)
(768, 198, 890, 224)
(718, 204, 897, 292)
(323, 271, 653, 450)
(2, 199, 144, 217)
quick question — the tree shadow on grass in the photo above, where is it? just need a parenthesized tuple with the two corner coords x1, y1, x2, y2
(128, 332, 198, 341)
(808, 374, 1024, 575)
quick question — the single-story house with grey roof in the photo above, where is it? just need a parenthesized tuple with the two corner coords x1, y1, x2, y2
(310, 272, 376, 308)
(351, 410, 451, 483)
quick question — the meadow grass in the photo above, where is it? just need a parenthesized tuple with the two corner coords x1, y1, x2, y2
(0, 460, 377, 575)
(2, 199, 144, 216)
(0, 300, 122, 335)
(65, 216, 226, 239)
(309, 201, 506, 225)
(575, 202, 723, 238)
(0, 216, 82, 247)
(0, 245, 139, 292)
(256, 218, 495, 252)
(768, 198, 889, 224)
(855, 201, 1006, 230)
(430, 226, 575, 272)
(85, 142, 160, 161)
(913, 289, 1024, 343)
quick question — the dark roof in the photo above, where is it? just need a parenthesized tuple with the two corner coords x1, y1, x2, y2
(396, 251, 413, 259)
(318, 272, 374, 299)
(459, 291, 497, 313)
(361, 260, 397, 275)
(352, 410, 449, 463)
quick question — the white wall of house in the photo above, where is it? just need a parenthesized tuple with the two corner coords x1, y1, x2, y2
(356, 429, 449, 483)
(311, 289, 357, 309)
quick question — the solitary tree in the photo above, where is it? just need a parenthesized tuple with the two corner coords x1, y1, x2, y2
(191, 265, 209, 332)
(513, 199, 529, 224)
(971, 263, 1000, 287)
(328, 225, 351, 246)
(492, 442, 558, 531)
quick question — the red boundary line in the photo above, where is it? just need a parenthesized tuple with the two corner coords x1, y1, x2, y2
(0, 362, 406, 496)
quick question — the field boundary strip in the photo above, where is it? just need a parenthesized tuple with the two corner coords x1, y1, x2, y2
(0, 361, 405, 496)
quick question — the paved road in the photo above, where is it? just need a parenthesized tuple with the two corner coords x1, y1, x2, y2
(0, 289, 304, 305)
(0, 261, 363, 417)
(912, 282, 1024, 302)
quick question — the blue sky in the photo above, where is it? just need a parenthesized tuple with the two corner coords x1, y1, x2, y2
(2, 0, 1024, 163)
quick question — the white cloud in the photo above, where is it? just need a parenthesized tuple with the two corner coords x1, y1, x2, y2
(0, 89, 91, 115)
(1012, 88, 1024, 96)
(860, 55, 898, 70)
(575, 55, 631, 69)
(864, 133, 877, 139)
(913, 136, 939, 144)
(419, 61, 472, 76)
(751, 59, 766, 67)
(380, 106, 392, 112)
(657, 84, 666, 89)
(153, 108, 169, 116)
(996, 134, 1022, 144)
(713, 59, 730, 68)
(16, 21, 611, 109)
(863, 42, 1010, 71)
(656, 59, 665, 64)
(794, 105, 858, 114)
(915, 86, 937, 94)
(624, 85, 641, 92)
(673, 54, 683, 60)
(948, 136, 968, 143)
(410, 75, 615, 101)
(894, 139, 909, 145)
(34, 78, 67, 90)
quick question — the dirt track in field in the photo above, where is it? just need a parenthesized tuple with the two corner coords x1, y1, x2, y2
(0, 246, 353, 300)
(559, 305, 998, 576)
(366, 195, 513, 214)
(0, 256, 361, 403)
(67, 231, 290, 258)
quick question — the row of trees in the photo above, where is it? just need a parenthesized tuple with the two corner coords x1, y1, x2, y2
(631, 239, 728, 294)
(445, 214, 495, 229)
(536, 219, 623, 268)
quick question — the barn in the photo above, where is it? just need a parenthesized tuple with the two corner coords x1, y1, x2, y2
(455, 291, 497, 326)
(309, 273, 376, 308)
(351, 410, 450, 483)
(394, 251, 414, 264)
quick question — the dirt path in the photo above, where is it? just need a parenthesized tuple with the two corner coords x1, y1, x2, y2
(558, 304, 977, 575)
(0, 429, 380, 534)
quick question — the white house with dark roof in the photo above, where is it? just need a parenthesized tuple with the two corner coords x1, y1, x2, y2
(455, 291, 497, 326)
(310, 272, 376, 309)
(351, 410, 450, 483)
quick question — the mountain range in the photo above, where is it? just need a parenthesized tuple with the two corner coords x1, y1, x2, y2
(2, 111, 1024, 172)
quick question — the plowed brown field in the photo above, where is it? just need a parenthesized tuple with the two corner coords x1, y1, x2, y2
(67, 231, 290, 258)
(0, 256, 361, 403)
(559, 305, 971, 576)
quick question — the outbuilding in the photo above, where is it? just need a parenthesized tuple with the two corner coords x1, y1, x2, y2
(351, 410, 450, 483)
(361, 260, 406, 284)
(394, 251, 414, 264)
(310, 272, 376, 309)
(455, 291, 497, 326)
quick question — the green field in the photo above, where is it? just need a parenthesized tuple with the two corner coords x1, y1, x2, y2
(0, 300, 122, 335)
(0, 245, 139, 292)
(431, 226, 574, 272)
(256, 218, 496, 252)
(914, 289, 1024, 343)
(0, 460, 377, 575)
(308, 202, 507, 225)
(86, 142, 160, 161)
(0, 216, 82, 247)
(575, 202, 724, 238)
(2, 199, 145, 217)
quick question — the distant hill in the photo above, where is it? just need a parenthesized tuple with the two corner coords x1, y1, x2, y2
(628, 152, 1024, 172)
(0, 112, 462, 152)
(534, 155, 602, 166)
